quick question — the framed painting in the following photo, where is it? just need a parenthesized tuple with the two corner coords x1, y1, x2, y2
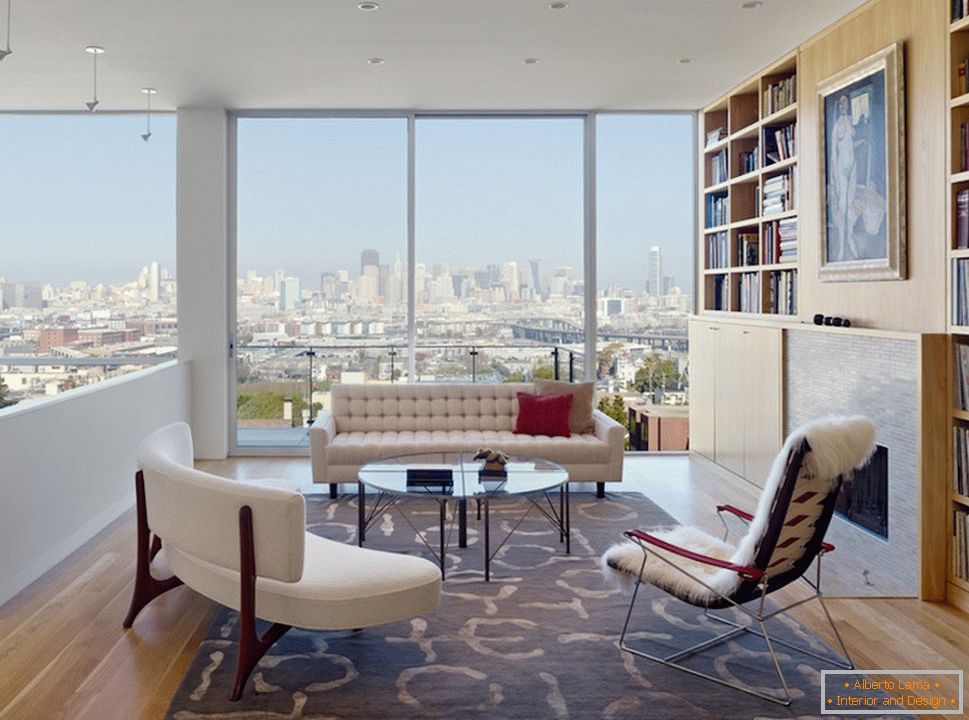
(818, 42, 906, 281)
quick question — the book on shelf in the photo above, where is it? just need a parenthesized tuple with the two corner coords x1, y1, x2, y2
(707, 231, 729, 269)
(954, 0, 968, 22)
(958, 189, 969, 250)
(710, 149, 728, 185)
(705, 192, 729, 228)
(712, 274, 728, 311)
(956, 424, 969, 496)
(957, 344, 969, 411)
(737, 145, 759, 175)
(764, 123, 796, 164)
(763, 75, 796, 116)
(956, 259, 969, 325)
(762, 168, 796, 216)
(954, 508, 969, 581)
(738, 271, 760, 313)
(768, 269, 796, 315)
(705, 127, 725, 147)
(961, 121, 969, 172)
(737, 230, 759, 266)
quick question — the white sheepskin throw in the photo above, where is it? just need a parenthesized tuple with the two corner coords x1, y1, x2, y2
(601, 415, 875, 605)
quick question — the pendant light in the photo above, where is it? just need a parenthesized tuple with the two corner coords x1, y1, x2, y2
(0, 0, 11, 61)
(85, 45, 104, 111)
(140, 87, 156, 141)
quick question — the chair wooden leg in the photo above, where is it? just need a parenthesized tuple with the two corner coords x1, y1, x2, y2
(231, 505, 291, 701)
(596, 482, 605, 499)
(123, 471, 182, 629)
(329, 483, 338, 499)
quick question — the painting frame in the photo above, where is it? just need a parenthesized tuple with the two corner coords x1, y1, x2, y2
(818, 41, 906, 282)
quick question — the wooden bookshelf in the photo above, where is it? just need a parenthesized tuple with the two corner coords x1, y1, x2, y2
(949, 9, 969, 609)
(699, 53, 798, 316)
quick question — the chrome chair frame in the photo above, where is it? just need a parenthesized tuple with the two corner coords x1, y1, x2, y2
(617, 505, 853, 706)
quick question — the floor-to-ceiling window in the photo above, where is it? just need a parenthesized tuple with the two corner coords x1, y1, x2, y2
(234, 117, 407, 449)
(0, 114, 176, 411)
(231, 112, 694, 452)
(414, 116, 585, 383)
(595, 114, 694, 450)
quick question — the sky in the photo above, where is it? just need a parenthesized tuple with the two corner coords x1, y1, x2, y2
(0, 114, 177, 286)
(1, 113, 694, 295)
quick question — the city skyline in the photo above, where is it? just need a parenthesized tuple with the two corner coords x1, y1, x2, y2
(2, 114, 694, 295)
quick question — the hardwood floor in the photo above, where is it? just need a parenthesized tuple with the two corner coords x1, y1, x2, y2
(0, 454, 966, 720)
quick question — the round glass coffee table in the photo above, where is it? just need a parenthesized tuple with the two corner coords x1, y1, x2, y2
(357, 452, 570, 580)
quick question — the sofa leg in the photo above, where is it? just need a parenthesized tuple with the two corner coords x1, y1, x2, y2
(232, 506, 292, 701)
(329, 483, 338, 499)
(596, 482, 605, 499)
(123, 471, 183, 629)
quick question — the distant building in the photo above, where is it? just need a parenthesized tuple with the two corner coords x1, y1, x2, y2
(37, 327, 79, 352)
(0, 282, 44, 310)
(279, 277, 301, 311)
(360, 249, 379, 276)
(646, 246, 662, 296)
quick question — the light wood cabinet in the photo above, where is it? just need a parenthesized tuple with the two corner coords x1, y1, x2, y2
(687, 320, 717, 457)
(689, 318, 782, 487)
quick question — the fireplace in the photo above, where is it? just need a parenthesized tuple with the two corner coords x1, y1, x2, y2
(834, 444, 888, 539)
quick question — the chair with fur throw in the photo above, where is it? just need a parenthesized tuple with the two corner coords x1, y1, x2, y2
(601, 415, 875, 706)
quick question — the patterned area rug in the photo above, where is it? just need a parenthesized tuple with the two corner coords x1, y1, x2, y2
(165, 493, 882, 720)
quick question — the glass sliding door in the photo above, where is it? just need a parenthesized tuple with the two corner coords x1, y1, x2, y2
(233, 117, 407, 451)
(413, 116, 585, 383)
(595, 113, 695, 450)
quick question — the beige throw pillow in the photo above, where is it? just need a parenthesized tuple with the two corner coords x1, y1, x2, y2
(534, 379, 596, 434)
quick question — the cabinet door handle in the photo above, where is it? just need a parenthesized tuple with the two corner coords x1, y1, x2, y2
(742, 330, 749, 335)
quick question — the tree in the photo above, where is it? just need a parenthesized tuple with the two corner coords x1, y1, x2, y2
(533, 363, 555, 380)
(597, 342, 623, 379)
(633, 353, 681, 394)
(597, 394, 630, 450)
(0, 377, 15, 409)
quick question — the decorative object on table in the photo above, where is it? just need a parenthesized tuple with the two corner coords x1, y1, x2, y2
(534, 378, 596, 434)
(818, 41, 906, 281)
(405, 466, 454, 489)
(513, 391, 573, 438)
(473, 447, 508, 476)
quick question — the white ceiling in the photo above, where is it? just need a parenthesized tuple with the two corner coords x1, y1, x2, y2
(0, 0, 868, 112)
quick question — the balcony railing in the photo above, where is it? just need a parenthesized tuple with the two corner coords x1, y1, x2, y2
(234, 342, 585, 447)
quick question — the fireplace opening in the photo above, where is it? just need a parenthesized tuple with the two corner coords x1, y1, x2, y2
(834, 444, 888, 539)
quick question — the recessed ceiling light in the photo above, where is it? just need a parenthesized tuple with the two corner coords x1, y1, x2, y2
(84, 45, 104, 55)
(549, 2, 568, 9)
(678, 58, 693, 64)
(524, 57, 541, 65)
(368, 57, 385, 65)
(741, 1, 763, 8)
(358, 2, 379, 10)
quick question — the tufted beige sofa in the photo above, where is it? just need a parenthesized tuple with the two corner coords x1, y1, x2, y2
(310, 383, 625, 498)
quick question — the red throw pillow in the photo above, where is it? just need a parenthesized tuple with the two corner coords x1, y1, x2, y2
(514, 392, 573, 438)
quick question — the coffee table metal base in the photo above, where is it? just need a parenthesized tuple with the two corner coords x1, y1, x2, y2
(356, 482, 570, 581)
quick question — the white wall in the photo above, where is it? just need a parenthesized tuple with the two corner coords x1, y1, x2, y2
(0, 362, 191, 606)
(177, 107, 229, 459)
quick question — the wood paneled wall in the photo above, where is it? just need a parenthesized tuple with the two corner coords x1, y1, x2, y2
(797, 0, 947, 332)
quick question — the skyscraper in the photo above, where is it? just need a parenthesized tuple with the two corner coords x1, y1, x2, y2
(279, 277, 301, 311)
(360, 249, 379, 276)
(647, 246, 662, 297)
(148, 260, 160, 302)
(529, 258, 544, 299)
